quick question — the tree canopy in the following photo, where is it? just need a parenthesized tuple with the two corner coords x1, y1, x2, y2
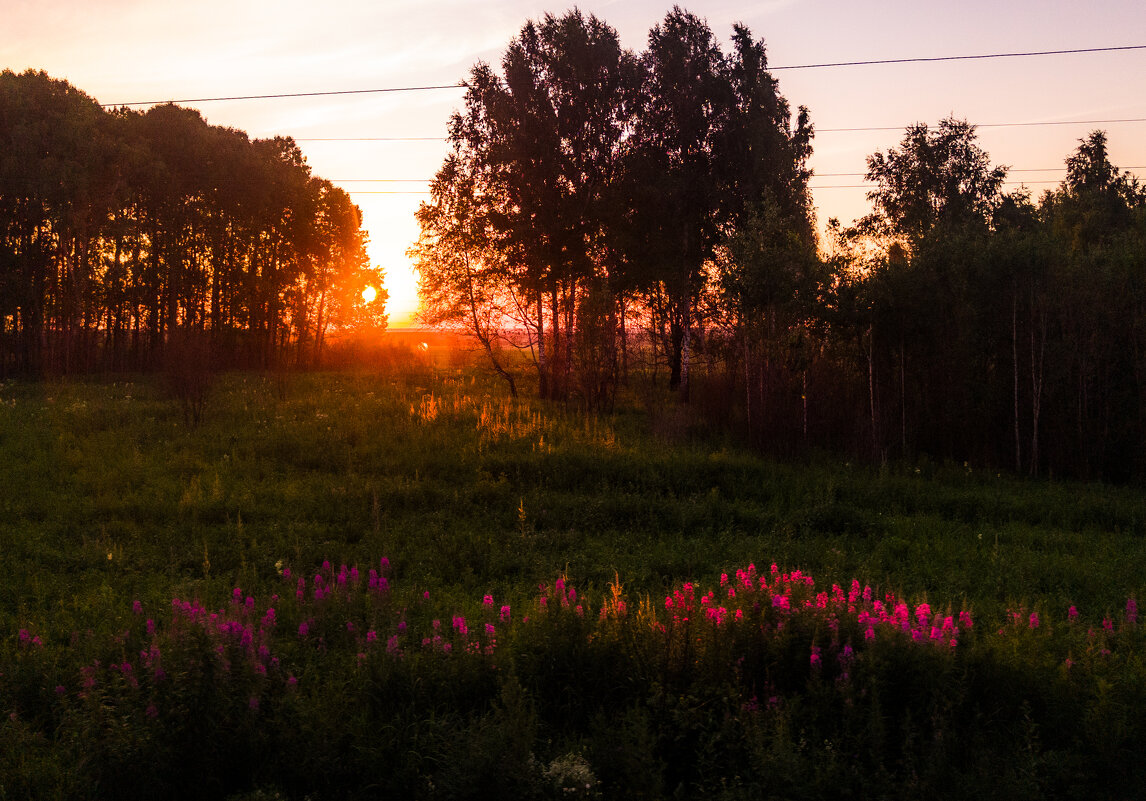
(0, 69, 384, 377)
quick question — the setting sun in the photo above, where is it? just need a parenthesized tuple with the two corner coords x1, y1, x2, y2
(361, 285, 377, 304)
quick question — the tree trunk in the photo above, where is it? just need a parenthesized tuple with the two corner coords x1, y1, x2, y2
(536, 289, 548, 399)
(679, 293, 691, 403)
(1012, 290, 1021, 472)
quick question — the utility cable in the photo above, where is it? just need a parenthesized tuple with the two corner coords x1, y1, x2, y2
(100, 45, 1145, 107)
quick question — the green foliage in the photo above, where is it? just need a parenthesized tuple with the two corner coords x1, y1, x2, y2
(1, 370, 1145, 798)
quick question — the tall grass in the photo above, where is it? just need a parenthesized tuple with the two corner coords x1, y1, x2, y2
(1, 369, 1144, 798)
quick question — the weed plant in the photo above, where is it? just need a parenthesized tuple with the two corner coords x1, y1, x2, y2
(1, 369, 1144, 798)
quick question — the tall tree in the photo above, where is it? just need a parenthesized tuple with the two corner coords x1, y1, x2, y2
(622, 7, 731, 398)
(862, 116, 1007, 246)
(444, 9, 638, 398)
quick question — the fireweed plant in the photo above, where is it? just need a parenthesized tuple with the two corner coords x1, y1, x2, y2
(4, 556, 1144, 799)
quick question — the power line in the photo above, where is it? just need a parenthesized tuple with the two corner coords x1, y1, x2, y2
(809, 179, 1108, 189)
(296, 137, 446, 142)
(770, 44, 1146, 71)
(99, 45, 1145, 108)
(815, 166, 1146, 177)
(818, 117, 1146, 133)
(102, 84, 464, 108)
(289, 117, 1146, 142)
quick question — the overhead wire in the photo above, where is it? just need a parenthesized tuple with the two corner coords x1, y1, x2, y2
(100, 44, 1146, 107)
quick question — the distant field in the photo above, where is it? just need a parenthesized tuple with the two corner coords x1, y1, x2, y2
(2, 368, 1144, 799)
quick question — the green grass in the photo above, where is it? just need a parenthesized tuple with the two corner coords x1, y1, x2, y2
(1, 368, 1144, 798)
(2, 368, 1141, 629)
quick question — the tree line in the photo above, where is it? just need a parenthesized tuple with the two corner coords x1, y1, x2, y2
(413, 6, 1146, 481)
(0, 69, 385, 378)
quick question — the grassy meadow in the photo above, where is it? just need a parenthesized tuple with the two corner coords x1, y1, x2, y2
(2, 364, 1145, 799)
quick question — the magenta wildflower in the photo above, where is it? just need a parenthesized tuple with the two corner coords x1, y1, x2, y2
(1127, 598, 1138, 625)
(422, 590, 430, 600)
(232, 587, 242, 602)
(366, 630, 378, 643)
(287, 675, 298, 687)
(1029, 612, 1040, 629)
(133, 600, 143, 615)
(298, 621, 310, 637)
(483, 594, 494, 607)
(485, 623, 495, 637)
(810, 645, 822, 669)
(1103, 617, 1114, 632)
(1068, 605, 1079, 621)
(499, 605, 511, 622)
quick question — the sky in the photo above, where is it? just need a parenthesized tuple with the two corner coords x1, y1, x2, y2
(5, 0, 1146, 327)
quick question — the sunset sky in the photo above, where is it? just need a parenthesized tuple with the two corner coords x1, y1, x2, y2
(6, 0, 1145, 326)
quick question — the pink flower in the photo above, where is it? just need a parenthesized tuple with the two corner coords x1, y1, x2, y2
(1127, 598, 1138, 625)
(1068, 605, 1079, 621)
(499, 605, 511, 622)
(483, 594, 494, 607)
(1029, 612, 1040, 629)
(298, 621, 309, 637)
(133, 600, 143, 615)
